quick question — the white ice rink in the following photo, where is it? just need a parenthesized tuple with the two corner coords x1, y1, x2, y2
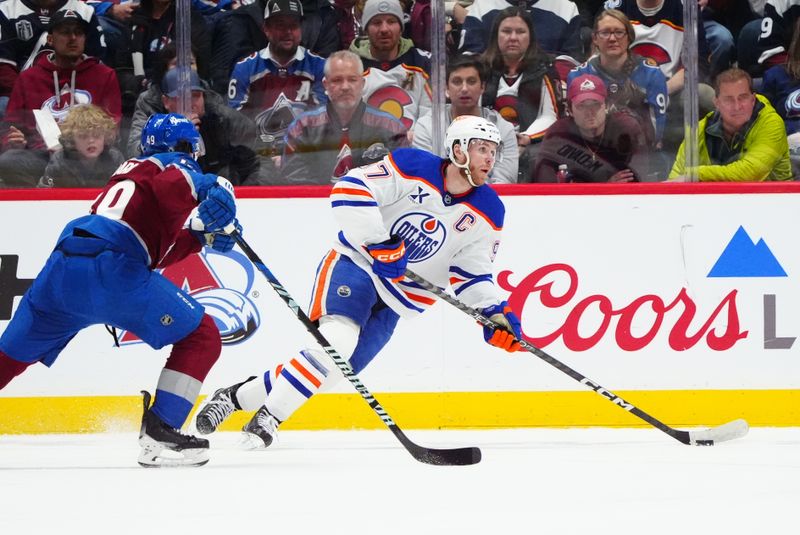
(1, 427, 798, 535)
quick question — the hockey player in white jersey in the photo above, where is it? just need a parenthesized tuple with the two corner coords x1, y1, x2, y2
(195, 116, 522, 447)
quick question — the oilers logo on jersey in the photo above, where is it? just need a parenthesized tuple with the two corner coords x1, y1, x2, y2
(118, 248, 262, 345)
(390, 212, 446, 262)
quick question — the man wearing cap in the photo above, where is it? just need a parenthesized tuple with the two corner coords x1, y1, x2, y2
(209, 0, 339, 96)
(528, 73, 648, 183)
(0, 0, 105, 111)
(227, 0, 326, 184)
(0, 9, 120, 187)
(349, 0, 432, 131)
(127, 52, 260, 184)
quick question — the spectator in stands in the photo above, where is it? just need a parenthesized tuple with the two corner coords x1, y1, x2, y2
(131, 67, 261, 184)
(209, 0, 340, 95)
(332, 0, 361, 51)
(349, 0, 433, 131)
(0, 0, 105, 115)
(669, 68, 793, 182)
(480, 7, 561, 176)
(114, 0, 212, 114)
(280, 50, 409, 184)
(738, 0, 798, 77)
(38, 104, 124, 188)
(460, 0, 583, 60)
(569, 9, 668, 149)
(529, 74, 648, 183)
(762, 18, 800, 136)
(700, 0, 736, 77)
(0, 10, 121, 187)
(413, 54, 518, 183)
(605, 0, 716, 150)
(90, 0, 138, 67)
(227, 0, 326, 183)
(125, 43, 199, 156)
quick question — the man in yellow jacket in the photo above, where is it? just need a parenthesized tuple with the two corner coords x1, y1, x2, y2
(669, 67, 793, 182)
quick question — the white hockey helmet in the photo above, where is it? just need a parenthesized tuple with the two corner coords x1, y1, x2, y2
(445, 115, 503, 165)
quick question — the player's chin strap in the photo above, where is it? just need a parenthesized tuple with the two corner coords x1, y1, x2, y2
(452, 152, 479, 188)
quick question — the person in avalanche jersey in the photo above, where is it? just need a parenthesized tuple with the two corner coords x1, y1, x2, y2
(568, 9, 668, 149)
(740, 0, 800, 76)
(194, 115, 524, 450)
(0, 114, 242, 468)
(349, 0, 433, 131)
(226, 0, 326, 183)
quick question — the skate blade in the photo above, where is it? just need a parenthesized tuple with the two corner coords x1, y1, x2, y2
(138, 437, 210, 468)
(237, 431, 272, 451)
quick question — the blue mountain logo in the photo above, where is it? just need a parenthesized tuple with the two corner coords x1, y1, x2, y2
(708, 226, 786, 277)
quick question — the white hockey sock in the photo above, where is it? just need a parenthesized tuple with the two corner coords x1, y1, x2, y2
(264, 315, 360, 423)
(235, 374, 269, 412)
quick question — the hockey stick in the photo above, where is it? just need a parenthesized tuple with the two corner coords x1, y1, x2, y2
(404, 269, 749, 446)
(231, 232, 481, 466)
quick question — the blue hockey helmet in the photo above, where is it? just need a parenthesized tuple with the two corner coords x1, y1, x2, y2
(140, 113, 205, 159)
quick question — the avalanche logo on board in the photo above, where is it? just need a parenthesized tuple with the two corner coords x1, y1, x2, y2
(118, 248, 261, 345)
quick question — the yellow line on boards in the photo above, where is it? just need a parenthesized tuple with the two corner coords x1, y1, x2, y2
(0, 390, 798, 434)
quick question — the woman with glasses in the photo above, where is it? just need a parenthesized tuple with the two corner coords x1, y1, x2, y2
(568, 9, 668, 150)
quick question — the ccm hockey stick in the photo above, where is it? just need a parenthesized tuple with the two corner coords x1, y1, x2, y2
(404, 269, 749, 446)
(231, 232, 481, 465)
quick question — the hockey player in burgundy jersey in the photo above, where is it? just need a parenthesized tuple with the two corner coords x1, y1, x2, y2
(0, 113, 242, 468)
(195, 116, 523, 450)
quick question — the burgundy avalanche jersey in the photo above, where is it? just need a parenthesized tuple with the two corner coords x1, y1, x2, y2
(89, 153, 212, 268)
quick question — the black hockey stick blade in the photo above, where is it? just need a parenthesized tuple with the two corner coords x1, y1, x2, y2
(231, 232, 481, 466)
(404, 268, 750, 447)
(390, 426, 482, 465)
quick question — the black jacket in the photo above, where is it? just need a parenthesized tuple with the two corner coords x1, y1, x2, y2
(483, 55, 564, 134)
(115, 1, 212, 113)
(127, 82, 260, 184)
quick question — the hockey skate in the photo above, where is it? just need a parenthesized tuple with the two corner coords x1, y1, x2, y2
(138, 390, 210, 468)
(194, 376, 255, 434)
(239, 406, 281, 450)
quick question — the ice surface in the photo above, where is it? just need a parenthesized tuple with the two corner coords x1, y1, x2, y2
(1, 427, 798, 535)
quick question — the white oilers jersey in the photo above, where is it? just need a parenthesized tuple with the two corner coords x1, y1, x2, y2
(605, 0, 686, 78)
(329, 147, 506, 318)
(361, 48, 433, 131)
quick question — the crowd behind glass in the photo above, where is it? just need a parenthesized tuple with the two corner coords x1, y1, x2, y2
(0, 0, 796, 188)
